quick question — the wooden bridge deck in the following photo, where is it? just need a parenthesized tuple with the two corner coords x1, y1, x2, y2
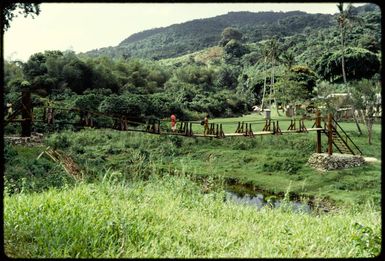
(159, 128, 325, 138)
(280, 128, 324, 134)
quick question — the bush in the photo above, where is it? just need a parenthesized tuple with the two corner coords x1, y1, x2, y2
(231, 138, 258, 150)
(262, 159, 302, 174)
(46, 132, 72, 149)
(4, 155, 74, 194)
(4, 141, 18, 163)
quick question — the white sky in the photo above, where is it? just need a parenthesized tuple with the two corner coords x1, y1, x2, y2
(4, 2, 368, 61)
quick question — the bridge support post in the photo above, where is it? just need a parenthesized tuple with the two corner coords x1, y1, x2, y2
(189, 122, 193, 136)
(316, 110, 322, 153)
(327, 113, 333, 155)
(219, 124, 225, 138)
(235, 122, 241, 133)
(21, 89, 32, 137)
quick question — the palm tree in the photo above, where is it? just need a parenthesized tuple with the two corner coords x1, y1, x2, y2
(267, 37, 281, 111)
(279, 50, 296, 112)
(259, 38, 281, 111)
(337, 2, 363, 135)
(281, 50, 295, 71)
(260, 42, 270, 110)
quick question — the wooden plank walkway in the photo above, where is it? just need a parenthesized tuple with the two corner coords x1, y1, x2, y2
(159, 129, 324, 138)
(280, 128, 324, 134)
(305, 128, 324, 131)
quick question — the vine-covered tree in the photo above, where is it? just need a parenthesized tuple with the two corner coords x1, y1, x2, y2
(223, 39, 248, 64)
(218, 27, 243, 47)
(315, 47, 380, 82)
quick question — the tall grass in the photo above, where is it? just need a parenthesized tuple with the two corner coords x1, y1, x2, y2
(4, 173, 381, 258)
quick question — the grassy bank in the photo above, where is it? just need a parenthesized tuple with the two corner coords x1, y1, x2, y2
(25, 116, 378, 206)
(4, 174, 381, 258)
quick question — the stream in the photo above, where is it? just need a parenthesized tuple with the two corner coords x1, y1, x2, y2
(224, 190, 312, 213)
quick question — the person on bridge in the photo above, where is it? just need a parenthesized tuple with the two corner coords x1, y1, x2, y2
(170, 114, 177, 132)
(203, 114, 209, 136)
(7, 103, 13, 114)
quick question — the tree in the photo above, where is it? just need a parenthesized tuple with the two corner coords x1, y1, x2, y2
(259, 42, 270, 110)
(351, 79, 380, 144)
(337, 2, 364, 135)
(315, 47, 380, 82)
(23, 52, 60, 95)
(274, 65, 317, 112)
(62, 59, 93, 94)
(74, 93, 102, 112)
(99, 94, 147, 117)
(2, 2, 40, 32)
(277, 49, 296, 111)
(265, 37, 281, 110)
(358, 34, 380, 53)
(215, 65, 239, 90)
(4, 60, 25, 93)
(223, 39, 247, 65)
(218, 27, 243, 47)
(280, 50, 296, 70)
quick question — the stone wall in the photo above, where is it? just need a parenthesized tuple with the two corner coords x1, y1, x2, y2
(307, 153, 365, 171)
(4, 132, 44, 146)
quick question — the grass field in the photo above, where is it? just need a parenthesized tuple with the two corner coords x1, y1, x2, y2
(4, 174, 381, 258)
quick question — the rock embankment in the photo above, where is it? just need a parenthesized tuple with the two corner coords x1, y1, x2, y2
(4, 132, 44, 146)
(308, 153, 365, 171)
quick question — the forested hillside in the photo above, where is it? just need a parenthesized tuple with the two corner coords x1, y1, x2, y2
(85, 10, 335, 60)
(4, 3, 381, 125)
(83, 4, 379, 60)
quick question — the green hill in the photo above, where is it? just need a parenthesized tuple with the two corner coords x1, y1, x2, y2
(83, 10, 335, 60)
(82, 3, 380, 61)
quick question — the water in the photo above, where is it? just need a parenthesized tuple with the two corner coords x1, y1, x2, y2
(225, 191, 312, 213)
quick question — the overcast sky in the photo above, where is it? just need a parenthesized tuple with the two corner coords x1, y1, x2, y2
(4, 2, 368, 61)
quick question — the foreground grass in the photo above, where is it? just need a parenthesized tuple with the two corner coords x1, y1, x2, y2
(4, 174, 381, 258)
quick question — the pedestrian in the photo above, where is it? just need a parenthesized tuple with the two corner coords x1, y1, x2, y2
(252, 105, 262, 115)
(6, 103, 13, 115)
(203, 114, 209, 136)
(170, 114, 177, 132)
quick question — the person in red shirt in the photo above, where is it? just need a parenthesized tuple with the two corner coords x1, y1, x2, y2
(170, 114, 177, 132)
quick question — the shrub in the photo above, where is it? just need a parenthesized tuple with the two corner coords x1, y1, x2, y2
(262, 159, 302, 174)
(46, 132, 72, 149)
(4, 155, 74, 194)
(4, 141, 18, 163)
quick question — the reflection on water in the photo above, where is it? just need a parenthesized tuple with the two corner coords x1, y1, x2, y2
(225, 191, 311, 213)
